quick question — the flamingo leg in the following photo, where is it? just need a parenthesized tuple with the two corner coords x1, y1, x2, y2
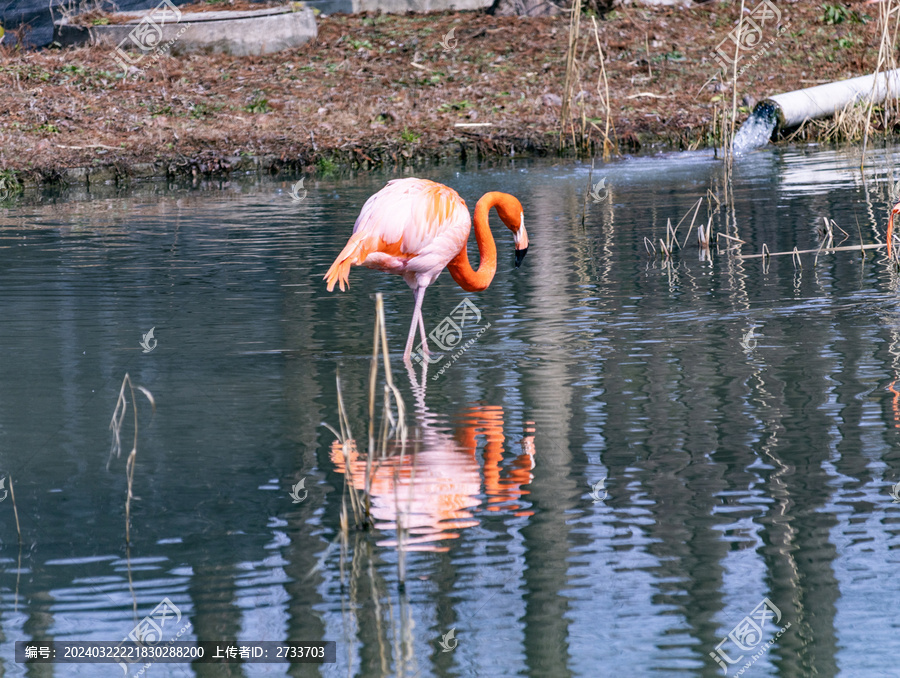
(403, 286, 428, 362)
(417, 310, 430, 354)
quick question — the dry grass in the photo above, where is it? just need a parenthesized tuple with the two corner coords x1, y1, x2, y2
(108, 373, 156, 544)
(801, 100, 873, 143)
(1, 4, 897, 183)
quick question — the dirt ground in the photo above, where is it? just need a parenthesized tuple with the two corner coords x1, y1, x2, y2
(0, 1, 892, 188)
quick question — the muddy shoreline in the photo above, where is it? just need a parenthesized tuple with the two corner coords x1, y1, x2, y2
(0, 2, 893, 197)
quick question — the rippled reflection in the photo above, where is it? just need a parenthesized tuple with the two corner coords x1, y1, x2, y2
(2, 148, 900, 676)
(329, 364, 535, 551)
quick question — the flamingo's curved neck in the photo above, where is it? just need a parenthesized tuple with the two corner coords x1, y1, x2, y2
(447, 193, 504, 292)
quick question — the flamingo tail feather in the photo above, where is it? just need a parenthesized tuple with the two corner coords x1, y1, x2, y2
(324, 233, 367, 292)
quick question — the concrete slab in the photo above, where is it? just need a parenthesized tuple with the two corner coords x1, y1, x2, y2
(54, 4, 317, 58)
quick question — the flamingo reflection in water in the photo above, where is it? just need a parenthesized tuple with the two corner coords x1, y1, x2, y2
(329, 364, 536, 551)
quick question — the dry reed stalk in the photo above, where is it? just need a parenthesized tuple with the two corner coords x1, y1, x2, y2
(126, 543, 138, 623)
(8, 476, 22, 544)
(331, 371, 366, 528)
(393, 467, 407, 592)
(644, 33, 652, 79)
(581, 158, 593, 229)
(862, 0, 900, 168)
(726, 0, 746, 164)
(108, 374, 155, 544)
(680, 198, 704, 248)
(374, 294, 407, 456)
(559, 0, 582, 151)
(738, 243, 884, 260)
(698, 217, 712, 250)
(365, 552, 390, 675)
(716, 232, 746, 246)
(855, 215, 868, 261)
(591, 16, 616, 161)
(659, 239, 671, 260)
(328, 293, 407, 532)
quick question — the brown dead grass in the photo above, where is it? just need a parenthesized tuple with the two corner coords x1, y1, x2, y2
(0, 2, 891, 184)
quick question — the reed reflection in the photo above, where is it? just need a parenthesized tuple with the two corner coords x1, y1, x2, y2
(329, 362, 536, 551)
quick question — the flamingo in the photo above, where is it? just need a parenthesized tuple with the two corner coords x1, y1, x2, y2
(323, 178, 529, 361)
(888, 201, 900, 259)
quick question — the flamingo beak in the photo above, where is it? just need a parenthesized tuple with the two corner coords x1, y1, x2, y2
(515, 247, 528, 268)
(514, 221, 529, 268)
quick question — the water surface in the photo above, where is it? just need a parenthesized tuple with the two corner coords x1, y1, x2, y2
(1, 144, 900, 677)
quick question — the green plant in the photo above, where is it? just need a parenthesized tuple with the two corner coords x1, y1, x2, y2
(0, 169, 23, 201)
(37, 123, 60, 133)
(317, 157, 338, 174)
(653, 50, 684, 63)
(821, 3, 852, 24)
(437, 100, 470, 112)
(347, 38, 373, 50)
(245, 96, 270, 114)
(418, 73, 443, 86)
(400, 128, 421, 143)
(836, 37, 855, 49)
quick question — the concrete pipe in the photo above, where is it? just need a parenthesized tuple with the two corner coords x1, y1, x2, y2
(733, 68, 900, 153)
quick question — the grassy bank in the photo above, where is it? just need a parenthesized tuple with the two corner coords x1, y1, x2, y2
(0, 1, 896, 193)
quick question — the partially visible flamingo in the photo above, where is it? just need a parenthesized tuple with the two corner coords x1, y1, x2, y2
(324, 178, 529, 361)
(888, 201, 900, 258)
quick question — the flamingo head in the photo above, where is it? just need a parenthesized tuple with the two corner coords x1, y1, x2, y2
(493, 194, 529, 268)
(889, 201, 900, 259)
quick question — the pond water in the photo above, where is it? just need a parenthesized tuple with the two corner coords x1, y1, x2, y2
(1, 144, 900, 677)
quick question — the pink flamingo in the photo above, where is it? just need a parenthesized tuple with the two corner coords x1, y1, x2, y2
(324, 178, 529, 361)
(887, 201, 900, 258)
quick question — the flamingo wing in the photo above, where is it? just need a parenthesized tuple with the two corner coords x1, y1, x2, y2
(324, 178, 471, 291)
